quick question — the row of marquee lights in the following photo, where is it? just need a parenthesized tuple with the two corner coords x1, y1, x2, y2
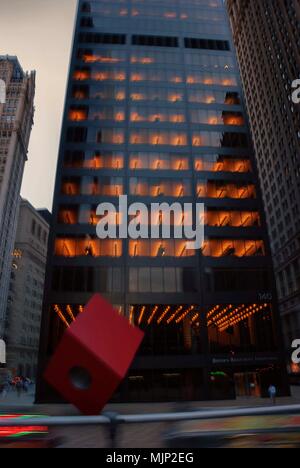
(53, 303, 270, 331)
(207, 303, 270, 332)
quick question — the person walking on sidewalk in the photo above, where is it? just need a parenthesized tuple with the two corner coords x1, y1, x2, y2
(1, 379, 10, 399)
(268, 384, 277, 405)
(15, 378, 23, 398)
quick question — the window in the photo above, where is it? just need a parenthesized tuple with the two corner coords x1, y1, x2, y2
(64, 150, 124, 170)
(129, 267, 197, 293)
(54, 237, 122, 258)
(68, 106, 88, 121)
(66, 127, 87, 143)
(202, 239, 265, 257)
(52, 267, 123, 293)
(192, 131, 249, 148)
(194, 155, 251, 173)
(130, 177, 191, 197)
(130, 130, 188, 146)
(205, 210, 260, 228)
(132, 35, 178, 48)
(197, 180, 256, 199)
(90, 106, 125, 122)
(188, 90, 241, 105)
(129, 240, 195, 257)
(31, 220, 36, 235)
(130, 152, 189, 171)
(78, 49, 126, 64)
(96, 129, 125, 144)
(79, 32, 126, 45)
(205, 269, 271, 292)
(80, 17, 94, 28)
(72, 84, 89, 99)
(185, 37, 230, 51)
(190, 110, 245, 126)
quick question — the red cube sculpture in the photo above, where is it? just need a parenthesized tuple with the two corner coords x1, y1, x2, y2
(44, 294, 144, 415)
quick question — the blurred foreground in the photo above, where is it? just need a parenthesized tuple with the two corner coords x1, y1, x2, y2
(2, 386, 300, 448)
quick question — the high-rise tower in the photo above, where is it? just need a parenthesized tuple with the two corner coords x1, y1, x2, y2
(227, 0, 300, 355)
(0, 56, 35, 337)
(38, 0, 288, 402)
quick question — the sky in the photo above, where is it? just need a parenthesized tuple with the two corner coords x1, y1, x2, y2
(0, 0, 77, 210)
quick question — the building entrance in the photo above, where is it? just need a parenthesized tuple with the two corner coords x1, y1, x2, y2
(234, 372, 261, 397)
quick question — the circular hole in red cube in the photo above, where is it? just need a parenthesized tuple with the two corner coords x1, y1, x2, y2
(69, 367, 92, 391)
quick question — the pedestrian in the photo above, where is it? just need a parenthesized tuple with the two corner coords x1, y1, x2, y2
(16, 378, 23, 398)
(23, 378, 29, 393)
(1, 379, 10, 399)
(268, 384, 277, 405)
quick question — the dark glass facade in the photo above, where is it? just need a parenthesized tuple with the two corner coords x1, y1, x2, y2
(37, 0, 289, 402)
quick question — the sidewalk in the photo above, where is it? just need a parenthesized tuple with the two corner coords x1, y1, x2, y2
(0, 387, 35, 408)
(1, 386, 300, 447)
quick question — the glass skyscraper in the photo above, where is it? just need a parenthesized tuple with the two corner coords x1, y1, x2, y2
(38, 0, 289, 402)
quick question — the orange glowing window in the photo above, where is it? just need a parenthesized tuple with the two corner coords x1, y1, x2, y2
(115, 112, 125, 122)
(141, 58, 154, 64)
(149, 114, 164, 123)
(221, 79, 235, 86)
(207, 117, 219, 125)
(128, 240, 195, 258)
(170, 114, 185, 123)
(165, 12, 176, 18)
(195, 157, 251, 173)
(61, 182, 80, 196)
(223, 115, 245, 126)
(112, 133, 125, 145)
(170, 76, 183, 83)
(93, 72, 108, 81)
(83, 156, 101, 169)
(83, 54, 95, 63)
(55, 238, 122, 257)
(131, 93, 145, 101)
(74, 91, 86, 100)
(116, 72, 126, 81)
(103, 183, 123, 196)
(150, 134, 163, 145)
(192, 137, 202, 147)
(116, 91, 126, 101)
(174, 158, 189, 170)
(130, 133, 142, 144)
(187, 76, 196, 84)
(93, 72, 126, 82)
(58, 209, 78, 225)
(205, 211, 260, 228)
(130, 112, 143, 122)
(168, 94, 182, 103)
(171, 135, 187, 146)
(84, 54, 123, 64)
(131, 73, 143, 82)
(69, 110, 87, 121)
(130, 159, 141, 169)
(73, 71, 89, 81)
(132, 56, 154, 64)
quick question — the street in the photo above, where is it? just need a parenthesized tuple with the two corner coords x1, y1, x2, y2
(2, 387, 300, 448)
